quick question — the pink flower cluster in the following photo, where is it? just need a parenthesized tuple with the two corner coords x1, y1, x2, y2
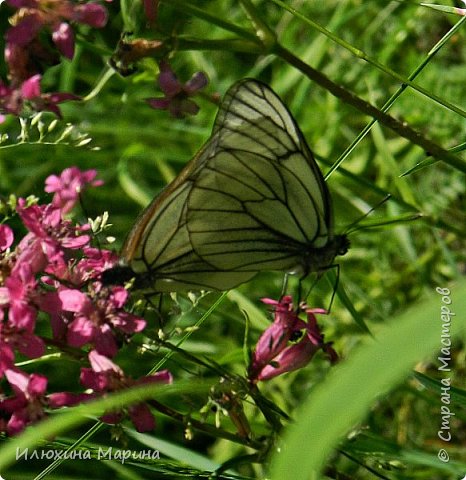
(0, 74, 80, 122)
(6, 0, 109, 65)
(0, 167, 171, 435)
(248, 296, 338, 383)
(1, 0, 111, 120)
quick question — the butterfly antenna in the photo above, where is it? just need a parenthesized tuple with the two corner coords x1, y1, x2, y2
(344, 194, 391, 235)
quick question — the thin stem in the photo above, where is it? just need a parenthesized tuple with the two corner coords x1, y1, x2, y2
(239, 0, 277, 49)
(33, 423, 105, 480)
(83, 67, 115, 102)
(174, 36, 263, 54)
(326, 14, 466, 177)
(274, 43, 466, 173)
(147, 292, 228, 375)
(147, 398, 264, 449)
(162, 0, 259, 43)
(270, 0, 466, 119)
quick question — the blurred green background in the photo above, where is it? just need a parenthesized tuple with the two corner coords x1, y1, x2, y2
(0, 1, 465, 479)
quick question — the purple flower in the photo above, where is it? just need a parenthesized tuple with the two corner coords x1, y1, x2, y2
(4, 40, 59, 86)
(0, 75, 80, 120)
(0, 79, 23, 117)
(5, 10, 43, 47)
(248, 297, 338, 383)
(51, 22, 75, 59)
(80, 351, 173, 432)
(73, 2, 109, 28)
(0, 369, 84, 435)
(146, 61, 208, 118)
(5, 0, 109, 60)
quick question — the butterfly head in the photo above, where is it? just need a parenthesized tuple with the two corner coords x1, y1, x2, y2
(335, 234, 350, 257)
(298, 234, 349, 277)
(101, 264, 136, 286)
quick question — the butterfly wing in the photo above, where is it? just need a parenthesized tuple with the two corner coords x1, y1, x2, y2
(120, 141, 255, 291)
(115, 78, 345, 292)
(186, 79, 337, 274)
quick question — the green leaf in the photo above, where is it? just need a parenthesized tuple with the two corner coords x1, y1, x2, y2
(269, 279, 466, 479)
(420, 3, 466, 15)
(0, 381, 210, 471)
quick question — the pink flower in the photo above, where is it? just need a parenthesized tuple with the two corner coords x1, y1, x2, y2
(45, 167, 104, 213)
(80, 351, 173, 432)
(40, 285, 145, 357)
(0, 264, 45, 373)
(0, 370, 49, 435)
(45, 247, 118, 288)
(0, 369, 84, 435)
(15, 199, 90, 273)
(80, 247, 118, 276)
(0, 262, 38, 331)
(0, 225, 14, 252)
(0, 321, 45, 375)
(0, 262, 43, 377)
(0, 75, 79, 119)
(0, 167, 154, 436)
(249, 296, 303, 374)
(146, 61, 208, 118)
(249, 297, 338, 383)
(0, 340, 15, 378)
(6, 0, 109, 60)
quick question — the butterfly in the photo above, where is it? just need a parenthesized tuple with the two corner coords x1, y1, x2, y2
(103, 79, 349, 292)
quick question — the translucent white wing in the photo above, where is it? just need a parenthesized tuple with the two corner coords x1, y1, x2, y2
(186, 79, 340, 275)
(120, 144, 254, 291)
(113, 78, 347, 292)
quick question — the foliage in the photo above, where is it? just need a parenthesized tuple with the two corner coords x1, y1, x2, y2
(0, 1, 465, 479)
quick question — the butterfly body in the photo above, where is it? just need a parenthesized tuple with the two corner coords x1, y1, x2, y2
(104, 79, 348, 292)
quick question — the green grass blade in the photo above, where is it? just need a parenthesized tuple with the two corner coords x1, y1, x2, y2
(269, 278, 466, 479)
